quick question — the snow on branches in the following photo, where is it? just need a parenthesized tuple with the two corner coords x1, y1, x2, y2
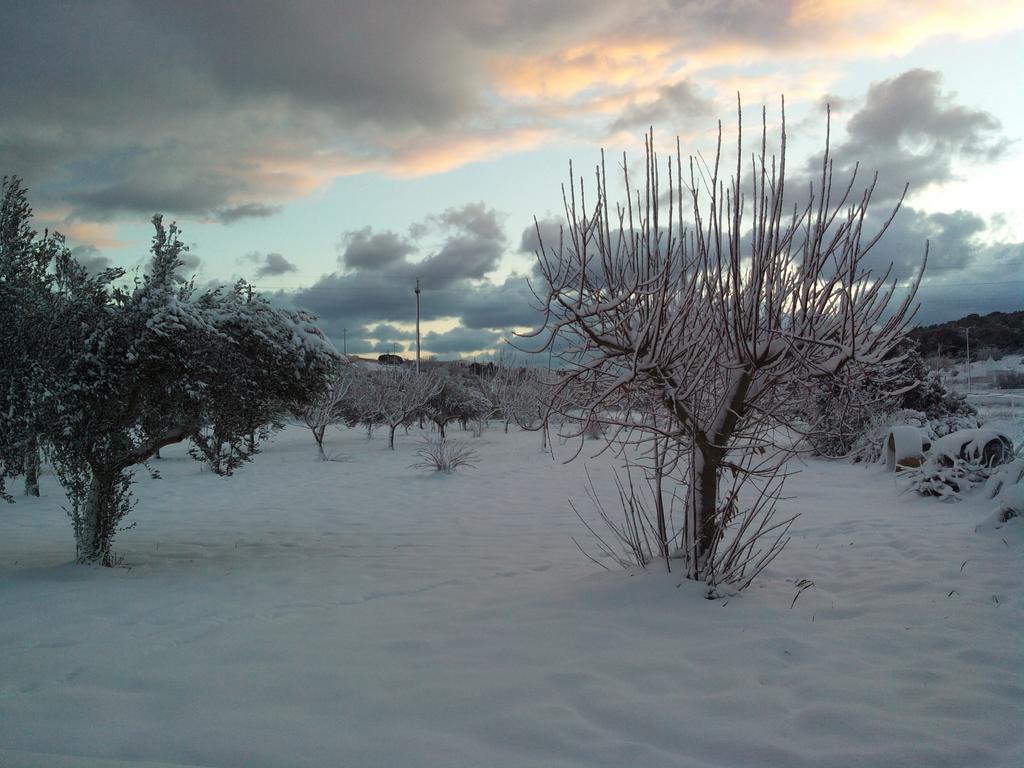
(2, 191, 339, 565)
(524, 101, 925, 587)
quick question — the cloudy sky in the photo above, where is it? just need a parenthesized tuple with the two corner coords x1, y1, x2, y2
(4, 1, 1023, 357)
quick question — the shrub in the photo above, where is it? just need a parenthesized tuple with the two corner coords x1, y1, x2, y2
(410, 437, 478, 473)
(901, 430, 1014, 499)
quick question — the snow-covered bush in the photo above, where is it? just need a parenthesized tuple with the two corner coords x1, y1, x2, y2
(802, 361, 898, 458)
(848, 408, 981, 465)
(973, 457, 1024, 532)
(903, 369, 976, 421)
(804, 341, 975, 460)
(410, 436, 478, 473)
(983, 457, 1024, 502)
(900, 429, 1014, 499)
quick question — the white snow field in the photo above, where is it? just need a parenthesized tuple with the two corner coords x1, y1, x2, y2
(1, 424, 1022, 768)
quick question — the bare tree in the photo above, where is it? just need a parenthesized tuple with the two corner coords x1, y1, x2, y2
(365, 367, 442, 450)
(525, 102, 925, 588)
(298, 362, 355, 460)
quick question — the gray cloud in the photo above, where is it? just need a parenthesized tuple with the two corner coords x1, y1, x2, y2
(824, 69, 1005, 202)
(422, 326, 502, 355)
(365, 323, 416, 341)
(339, 228, 416, 271)
(179, 251, 201, 272)
(289, 202, 535, 354)
(252, 252, 297, 277)
(69, 244, 111, 275)
(0, 0, 507, 221)
(340, 203, 505, 285)
(911, 239, 1024, 325)
(421, 203, 506, 286)
(854, 207, 985, 279)
(215, 202, 283, 224)
(610, 81, 713, 134)
(63, 149, 237, 221)
(519, 217, 563, 255)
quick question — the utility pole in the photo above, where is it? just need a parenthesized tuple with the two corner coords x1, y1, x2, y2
(246, 283, 254, 452)
(965, 327, 972, 393)
(343, 328, 347, 357)
(415, 278, 421, 375)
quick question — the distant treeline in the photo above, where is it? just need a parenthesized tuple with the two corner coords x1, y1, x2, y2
(909, 310, 1024, 360)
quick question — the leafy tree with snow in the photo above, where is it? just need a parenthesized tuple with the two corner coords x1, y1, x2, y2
(3, 198, 338, 564)
(0, 177, 77, 499)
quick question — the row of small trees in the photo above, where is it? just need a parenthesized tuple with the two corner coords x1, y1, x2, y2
(0, 178, 337, 565)
(297, 361, 557, 455)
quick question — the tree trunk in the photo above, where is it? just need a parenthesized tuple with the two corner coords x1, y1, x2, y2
(653, 435, 670, 572)
(23, 436, 40, 497)
(438, 421, 446, 439)
(686, 440, 720, 580)
(314, 425, 327, 460)
(76, 471, 119, 566)
(388, 424, 397, 450)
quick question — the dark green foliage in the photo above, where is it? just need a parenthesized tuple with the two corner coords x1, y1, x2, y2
(909, 311, 1024, 360)
(804, 340, 974, 458)
(1, 183, 338, 564)
(423, 375, 491, 438)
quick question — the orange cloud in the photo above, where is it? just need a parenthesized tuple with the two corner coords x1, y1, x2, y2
(787, 0, 1024, 57)
(491, 2, 1024, 121)
(33, 209, 126, 249)
(494, 39, 676, 101)
(269, 127, 554, 181)
(384, 127, 552, 177)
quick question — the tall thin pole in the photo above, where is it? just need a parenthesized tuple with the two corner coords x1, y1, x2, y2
(965, 327, 972, 393)
(415, 278, 421, 375)
(246, 283, 254, 451)
(343, 328, 347, 357)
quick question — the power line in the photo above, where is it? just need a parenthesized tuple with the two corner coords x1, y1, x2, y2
(246, 279, 1024, 294)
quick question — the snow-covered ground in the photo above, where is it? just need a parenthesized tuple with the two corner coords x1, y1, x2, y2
(1, 423, 1022, 768)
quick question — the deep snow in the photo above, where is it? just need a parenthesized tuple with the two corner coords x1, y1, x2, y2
(1, 423, 1022, 768)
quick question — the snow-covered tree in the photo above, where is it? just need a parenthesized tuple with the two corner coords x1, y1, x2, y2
(362, 367, 442, 449)
(525, 107, 925, 587)
(12, 211, 338, 565)
(0, 177, 76, 499)
(485, 360, 547, 434)
(423, 374, 491, 439)
(297, 361, 355, 459)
